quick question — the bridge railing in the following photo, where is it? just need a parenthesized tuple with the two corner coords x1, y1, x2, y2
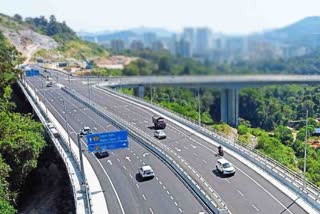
(19, 79, 91, 214)
(62, 86, 230, 214)
(96, 85, 320, 211)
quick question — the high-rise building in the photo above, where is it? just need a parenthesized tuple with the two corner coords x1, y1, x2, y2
(195, 28, 211, 55)
(151, 41, 164, 52)
(130, 40, 144, 51)
(143, 32, 157, 48)
(182, 28, 195, 56)
(175, 39, 192, 58)
(111, 39, 125, 52)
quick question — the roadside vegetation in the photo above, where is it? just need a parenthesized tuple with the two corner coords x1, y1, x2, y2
(0, 33, 46, 213)
(119, 50, 320, 187)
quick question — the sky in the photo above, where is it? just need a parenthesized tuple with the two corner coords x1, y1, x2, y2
(1, 0, 320, 34)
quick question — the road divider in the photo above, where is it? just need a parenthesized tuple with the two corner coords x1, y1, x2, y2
(96, 84, 320, 213)
(61, 86, 230, 214)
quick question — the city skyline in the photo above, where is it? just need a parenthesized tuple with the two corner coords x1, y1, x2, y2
(1, 0, 320, 34)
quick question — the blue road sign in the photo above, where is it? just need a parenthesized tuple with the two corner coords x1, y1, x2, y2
(86, 130, 128, 152)
(25, 69, 40, 77)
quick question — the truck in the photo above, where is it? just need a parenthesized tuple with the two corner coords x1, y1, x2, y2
(152, 115, 166, 129)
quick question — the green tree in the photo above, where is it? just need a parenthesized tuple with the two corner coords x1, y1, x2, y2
(274, 125, 294, 146)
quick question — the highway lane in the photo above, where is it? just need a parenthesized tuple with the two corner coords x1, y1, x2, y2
(39, 68, 309, 213)
(26, 76, 206, 214)
(61, 78, 308, 213)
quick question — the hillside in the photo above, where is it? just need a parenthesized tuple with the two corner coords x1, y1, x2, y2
(0, 13, 108, 62)
(263, 16, 320, 47)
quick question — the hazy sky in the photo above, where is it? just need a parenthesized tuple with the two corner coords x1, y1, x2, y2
(1, 0, 320, 34)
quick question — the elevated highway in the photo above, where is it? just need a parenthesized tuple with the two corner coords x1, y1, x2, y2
(37, 67, 320, 213)
(99, 74, 320, 126)
(25, 75, 205, 213)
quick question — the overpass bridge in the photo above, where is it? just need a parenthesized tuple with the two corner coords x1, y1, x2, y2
(100, 75, 320, 126)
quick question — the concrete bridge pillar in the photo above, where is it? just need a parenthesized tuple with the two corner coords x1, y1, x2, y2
(137, 85, 145, 98)
(220, 88, 239, 127)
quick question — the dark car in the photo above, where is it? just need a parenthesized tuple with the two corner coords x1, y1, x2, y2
(95, 150, 109, 158)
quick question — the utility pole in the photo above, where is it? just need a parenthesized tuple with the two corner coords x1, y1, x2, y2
(303, 110, 308, 190)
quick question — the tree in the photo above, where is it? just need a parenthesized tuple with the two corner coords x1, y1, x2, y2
(274, 125, 294, 146)
(13, 14, 22, 22)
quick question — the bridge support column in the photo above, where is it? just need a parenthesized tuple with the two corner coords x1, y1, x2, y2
(220, 88, 239, 127)
(137, 85, 145, 98)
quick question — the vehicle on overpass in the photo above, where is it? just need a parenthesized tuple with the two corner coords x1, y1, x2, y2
(95, 150, 109, 158)
(154, 130, 166, 139)
(216, 158, 235, 176)
(46, 81, 53, 87)
(139, 165, 155, 179)
(152, 115, 166, 129)
(80, 126, 92, 136)
(47, 122, 60, 138)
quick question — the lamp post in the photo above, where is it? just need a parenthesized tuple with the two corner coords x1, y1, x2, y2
(62, 99, 71, 149)
(198, 87, 201, 126)
(303, 110, 308, 190)
(289, 110, 308, 190)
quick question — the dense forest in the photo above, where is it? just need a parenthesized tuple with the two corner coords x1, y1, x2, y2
(0, 33, 46, 213)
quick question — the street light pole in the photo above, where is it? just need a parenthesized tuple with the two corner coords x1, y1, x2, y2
(62, 99, 71, 149)
(87, 75, 91, 105)
(303, 110, 308, 190)
(198, 87, 201, 126)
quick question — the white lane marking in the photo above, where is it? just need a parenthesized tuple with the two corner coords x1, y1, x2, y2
(107, 160, 112, 165)
(225, 179, 231, 184)
(117, 158, 120, 162)
(170, 196, 174, 200)
(178, 208, 183, 213)
(94, 127, 97, 130)
(183, 146, 189, 150)
(193, 153, 198, 157)
(122, 165, 127, 170)
(202, 160, 208, 164)
(149, 208, 154, 214)
(136, 183, 140, 189)
(95, 158, 126, 214)
(237, 189, 244, 197)
(252, 204, 259, 212)
(142, 194, 147, 200)
(125, 156, 131, 162)
(174, 202, 178, 206)
(190, 144, 197, 149)
(175, 147, 181, 152)
(143, 152, 150, 157)
(166, 190, 170, 195)
(234, 166, 294, 214)
(163, 186, 166, 190)
(129, 174, 133, 179)
(159, 181, 162, 185)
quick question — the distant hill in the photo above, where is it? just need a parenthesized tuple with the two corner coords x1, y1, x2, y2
(263, 16, 320, 47)
(78, 27, 175, 43)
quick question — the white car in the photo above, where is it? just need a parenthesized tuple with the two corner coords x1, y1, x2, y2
(46, 81, 53, 87)
(216, 158, 235, 176)
(139, 165, 155, 179)
(47, 122, 60, 138)
(80, 127, 92, 136)
(154, 130, 166, 139)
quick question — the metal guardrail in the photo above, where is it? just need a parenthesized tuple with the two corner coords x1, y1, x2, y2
(61, 86, 230, 214)
(19, 79, 92, 214)
(96, 85, 320, 211)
